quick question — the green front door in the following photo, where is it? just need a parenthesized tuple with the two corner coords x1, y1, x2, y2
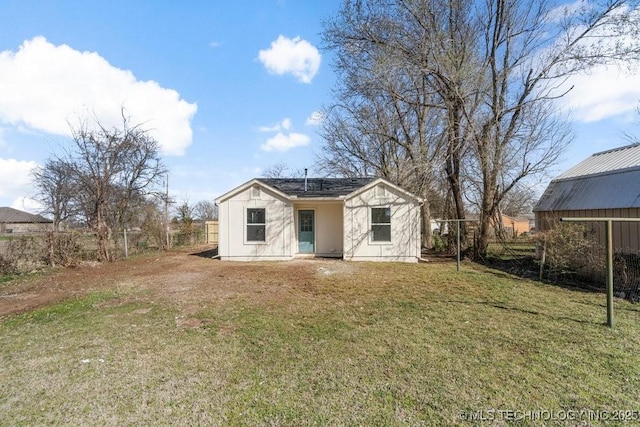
(298, 210, 315, 253)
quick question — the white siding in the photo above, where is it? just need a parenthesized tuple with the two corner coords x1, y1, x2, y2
(344, 184, 421, 262)
(218, 185, 294, 261)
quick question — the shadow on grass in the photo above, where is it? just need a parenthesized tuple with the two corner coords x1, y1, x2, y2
(190, 246, 218, 259)
(480, 301, 600, 326)
(481, 255, 609, 297)
(442, 299, 601, 326)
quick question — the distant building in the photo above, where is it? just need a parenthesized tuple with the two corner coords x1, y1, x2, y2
(534, 143, 640, 251)
(499, 214, 533, 237)
(0, 207, 53, 233)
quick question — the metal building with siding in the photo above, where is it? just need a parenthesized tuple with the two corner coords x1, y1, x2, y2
(534, 143, 640, 251)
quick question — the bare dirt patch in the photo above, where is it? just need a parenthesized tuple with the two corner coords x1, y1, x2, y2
(0, 246, 361, 318)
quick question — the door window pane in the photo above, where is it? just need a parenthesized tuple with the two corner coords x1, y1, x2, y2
(300, 212, 313, 232)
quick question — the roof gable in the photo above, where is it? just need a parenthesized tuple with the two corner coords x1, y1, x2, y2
(345, 177, 423, 203)
(0, 207, 52, 223)
(215, 178, 291, 203)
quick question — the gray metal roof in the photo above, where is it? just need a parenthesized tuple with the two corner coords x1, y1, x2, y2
(258, 178, 375, 198)
(0, 207, 52, 223)
(534, 142, 640, 212)
(555, 143, 640, 180)
(534, 167, 640, 211)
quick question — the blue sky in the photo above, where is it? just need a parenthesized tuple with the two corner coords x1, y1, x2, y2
(1, 0, 639, 213)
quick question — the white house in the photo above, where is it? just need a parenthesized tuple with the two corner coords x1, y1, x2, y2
(215, 177, 423, 262)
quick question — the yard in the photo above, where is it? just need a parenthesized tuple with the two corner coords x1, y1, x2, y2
(1, 247, 640, 425)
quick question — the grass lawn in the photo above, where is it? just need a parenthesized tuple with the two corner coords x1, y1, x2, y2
(1, 254, 639, 425)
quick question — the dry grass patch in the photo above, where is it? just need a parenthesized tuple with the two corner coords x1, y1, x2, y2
(1, 254, 640, 425)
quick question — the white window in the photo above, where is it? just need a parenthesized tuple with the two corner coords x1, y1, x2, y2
(246, 208, 265, 242)
(371, 207, 391, 242)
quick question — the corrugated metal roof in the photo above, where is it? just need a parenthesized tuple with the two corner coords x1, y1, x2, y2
(258, 178, 375, 198)
(0, 207, 52, 223)
(534, 167, 640, 211)
(555, 143, 640, 180)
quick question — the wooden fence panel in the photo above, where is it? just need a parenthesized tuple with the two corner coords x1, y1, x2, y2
(205, 221, 218, 245)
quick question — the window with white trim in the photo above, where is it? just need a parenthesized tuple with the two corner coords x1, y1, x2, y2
(371, 207, 391, 242)
(246, 208, 266, 242)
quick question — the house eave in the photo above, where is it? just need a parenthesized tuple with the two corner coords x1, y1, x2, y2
(215, 178, 291, 204)
(346, 177, 424, 204)
(289, 196, 346, 202)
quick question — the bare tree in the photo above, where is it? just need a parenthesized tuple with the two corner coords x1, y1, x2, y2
(31, 158, 79, 232)
(321, 0, 640, 256)
(320, 2, 451, 246)
(261, 162, 307, 178)
(38, 114, 166, 261)
(194, 200, 218, 221)
(497, 183, 536, 218)
(140, 198, 167, 249)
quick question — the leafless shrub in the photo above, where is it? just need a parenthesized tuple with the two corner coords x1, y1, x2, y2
(45, 232, 84, 267)
(538, 222, 604, 282)
(0, 235, 48, 274)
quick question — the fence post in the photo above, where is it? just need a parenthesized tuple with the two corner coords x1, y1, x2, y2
(456, 220, 461, 272)
(123, 228, 128, 258)
(539, 237, 546, 281)
(605, 220, 614, 328)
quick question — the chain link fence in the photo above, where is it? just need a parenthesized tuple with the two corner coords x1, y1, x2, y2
(537, 221, 640, 303)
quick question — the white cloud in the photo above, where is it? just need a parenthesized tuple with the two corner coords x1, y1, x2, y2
(545, 5, 640, 123)
(545, 0, 591, 23)
(0, 37, 197, 156)
(261, 132, 310, 152)
(259, 117, 292, 132)
(11, 197, 43, 214)
(0, 158, 38, 201)
(559, 66, 640, 122)
(258, 35, 321, 83)
(258, 117, 309, 152)
(305, 110, 324, 126)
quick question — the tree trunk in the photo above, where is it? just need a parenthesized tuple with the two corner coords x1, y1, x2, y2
(444, 99, 467, 246)
(96, 210, 111, 262)
(47, 230, 56, 267)
(476, 180, 497, 258)
(420, 190, 433, 249)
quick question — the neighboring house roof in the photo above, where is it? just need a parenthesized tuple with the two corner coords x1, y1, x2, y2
(0, 207, 52, 223)
(216, 177, 422, 203)
(534, 143, 640, 212)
